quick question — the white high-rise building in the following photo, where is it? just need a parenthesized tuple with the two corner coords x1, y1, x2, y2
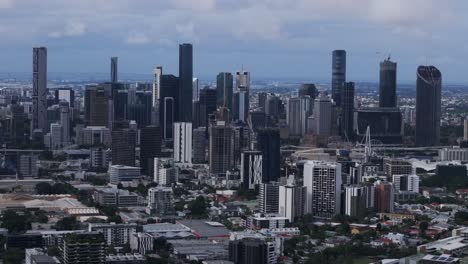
(344, 185, 374, 218)
(32, 47, 48, 134)
(278, 182, 306, 222)
(49, 123, 63, 150)
(286, 97, 310, 137)
(303, 161, 342, 219)
(152, 66, 162, 108)
(147, 187, 174, 216)
(153, 158, 177, 186)
(60, 101, 70, 145)
(192, 77, 199, 101)
(173, 122, 192, 164)
(392, 174, 419, 193)
(313, 94, 332, 138)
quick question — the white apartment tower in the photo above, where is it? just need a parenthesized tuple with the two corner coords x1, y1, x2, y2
(173, 122, 192, 164)
(303, 161, 342, 219)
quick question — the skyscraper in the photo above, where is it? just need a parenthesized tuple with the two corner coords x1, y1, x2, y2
(209, 123, 234, 175)
(379, 58, 397, 107)
(303, 161, 342, 219)
(159, 74, 179, 140)
(178, 43, 193, 122)
(60, 233, 106, 264)
(140, 126, 162, 174)
(415, 65, 442, 146)
(111, 128, 136, 167)
(257, 129, 281, 183)
(192, 77, 199, 101)
(216, 72, 233, 112)
(85, 85, 111, 127)
(197, 88, 217, 128)
(258, 182, 279, 214)
(241, 150, 263, 190)
(111, 57, 118, 83)
(344, 185, 370, 218)
(286, 97, 310, 137)
(59, 101, 70, 146)
(173, 122, 192, 164)
(192, 127, 207, 164)
(374, 182, 394, 213)
(332, 50, 346, 106)
(278, 183, 306, 222)
(342, 82, 355, 139)
(313, 94, 332, 138)
(299, 83, 318, 99)
(32, 47, 48, 134)
(235, 71, 250, 122)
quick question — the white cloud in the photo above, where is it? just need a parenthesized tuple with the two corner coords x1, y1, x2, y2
(125, 33, 150, 45)
(49, 21, 86, 38)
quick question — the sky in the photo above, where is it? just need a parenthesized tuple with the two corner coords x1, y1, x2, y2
(0, 0, 467, 83)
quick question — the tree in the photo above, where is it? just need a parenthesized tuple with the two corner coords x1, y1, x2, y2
(3, 248, 24, 264)
(419, 221, 429, 234)
(188, 196, 207, 217)
(455, 211, 468, 225)
(108, 215, 122, 224)
(1, 210, 30, 233)
(55, 216, 80, 230)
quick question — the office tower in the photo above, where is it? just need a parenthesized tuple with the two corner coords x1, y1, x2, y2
(60, 233, 106, 264)
(265, 95, 281, 121)
(355, 108, 403, 144)
(88, 223, 137, 247)
(54, 88, 75, 108)
(147, 186, 174, 216)
(464, 118, 468, 141)
(32, 47, 48, 134)
(374, 182, 394, 213)
(286, 97, 310, 137)
(383, 158, 413, 178)
(79, 127, 111, 146)
(111, 57, 118, 83)
(278, 183, 306, 222)
(299, 83, 318, 99)
(109, 165, 141, 184)
(303, 161, 342, 219)
(192, 127, 207, 164)
(49, 123, 63, 150)
(111, 128, 136, 166)
(332, 50, 346, 106)
(229, 238, 275, 264)
(392, 174, 419, 193)
(59, 101, 70, 145)
(415, 65, 442, 146)
(344, 185, 369, 218)
(236, 71, 250, 122)
(196, 88, 217, 128)
(250, 111, 267, 131)
(153, 158, 177, 185)
(173, 122, 192, 164)
(113, 89, 128, 122)
(152, 66, 162, 108)
(258, 92, 268, 111)
(192, 77, 199, 101)
(129, 91, 152, 128)
(10, 103, 27, 145)
(159, 75, 179, 140)
(209, 123, 234, 175)
(258, 182, 279, 214)
(140, 126, 162, 174)
(257, 129, 281, 182)
(85, 85, 111, 127)
(379, 58, 397, 107)
(178, 43, 193, 122)
(241, 150, 263, 190)
(313, 94, 332, 138)
(374, 183, 394, 213)
(342, 82, 355, 139)
(216, 72, 233, 112)
(90, 148, 110, 168)
(18, 154, 38, 178)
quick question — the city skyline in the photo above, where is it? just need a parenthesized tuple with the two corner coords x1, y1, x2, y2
(0, 1, 467, 82)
